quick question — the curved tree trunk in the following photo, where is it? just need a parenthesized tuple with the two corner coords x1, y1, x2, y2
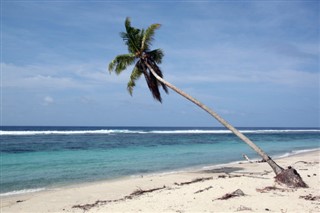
(145, 61, 283, 174)
(145, 61, 307, 187)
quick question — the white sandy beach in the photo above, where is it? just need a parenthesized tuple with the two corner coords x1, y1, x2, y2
(1, 150, 319, 213)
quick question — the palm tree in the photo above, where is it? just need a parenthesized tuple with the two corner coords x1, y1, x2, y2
(108, 18, 168, 103)
(108, 17, 306, 188)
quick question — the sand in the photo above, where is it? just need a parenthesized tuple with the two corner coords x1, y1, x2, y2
(1, 150, 319, 213)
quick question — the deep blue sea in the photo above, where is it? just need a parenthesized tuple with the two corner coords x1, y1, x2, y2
(1, 126, 319, 196)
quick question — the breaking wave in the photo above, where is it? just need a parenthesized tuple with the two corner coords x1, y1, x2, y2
(1, 129, 319, 136)
(276, 148, 320, 158)
(0, 129, 142, 136)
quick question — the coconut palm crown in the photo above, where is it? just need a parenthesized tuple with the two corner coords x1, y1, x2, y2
(108, 17, 168, 102)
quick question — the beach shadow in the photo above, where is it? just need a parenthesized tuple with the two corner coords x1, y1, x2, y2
(200, 167, 244, 174)
(200, 166, 273, 180)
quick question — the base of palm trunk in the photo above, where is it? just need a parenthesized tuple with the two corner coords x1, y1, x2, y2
(275, 166, 308, 188)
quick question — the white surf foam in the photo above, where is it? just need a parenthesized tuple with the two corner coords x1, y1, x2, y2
(0, 188, 46, 197)
(276, 148, 320, 159)
(0, 129, 144, 136)
(1, 129, 319, 136)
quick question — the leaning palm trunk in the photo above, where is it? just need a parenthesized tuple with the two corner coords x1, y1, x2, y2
(144, 61, 282, 174)
(144, 60, 307, 187)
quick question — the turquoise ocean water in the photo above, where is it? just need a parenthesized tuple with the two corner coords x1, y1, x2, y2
(1, 126, 319, 196)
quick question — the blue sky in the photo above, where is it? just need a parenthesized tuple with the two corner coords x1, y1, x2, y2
(1, 1, 319, 127)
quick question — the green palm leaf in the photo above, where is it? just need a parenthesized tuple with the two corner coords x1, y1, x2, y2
(141, 23, 161, 51)
(108, 53, 136, 75)
(121, 17, 142, 53)
(127, 66, 143, 95)
(148, 49, 164, 64)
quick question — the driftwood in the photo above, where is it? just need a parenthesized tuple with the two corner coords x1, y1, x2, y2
(218, 174, 243, 179)
(194, 186, 213, 194)
(174, 177, 212, 186)
(242, 154, 266, 163)
(72, 185, 166, 211)
(292, 161, 320, 166)
(215, 189, 245, 200)
(126, 186, 166, 199)
(242, 154, 252, 163)
(73, 200, 109, 212)
(256, 186, 294, 193)
(299, 194, 320, 201)
(256, 159, 267, 163)
(218, 171, 271, 179)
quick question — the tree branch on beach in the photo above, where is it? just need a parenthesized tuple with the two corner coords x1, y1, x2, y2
(72, 186, 166, 211)
(108, 17, 307, 188)
(174, 177, 213, 186)
(215, 189, 246, 200)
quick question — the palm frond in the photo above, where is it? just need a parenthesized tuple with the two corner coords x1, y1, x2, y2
(148, 69, 162, 102)
(136, 60, 162, 102)
(108, 53, 136, 75)
(141, 23, 161, 51)
(121, 17, 142, 53)
(127, 66, 143, 95)
(124, 17, 132, 32)
(148, 49, 164, 64)
(147, 59, 169, 94)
